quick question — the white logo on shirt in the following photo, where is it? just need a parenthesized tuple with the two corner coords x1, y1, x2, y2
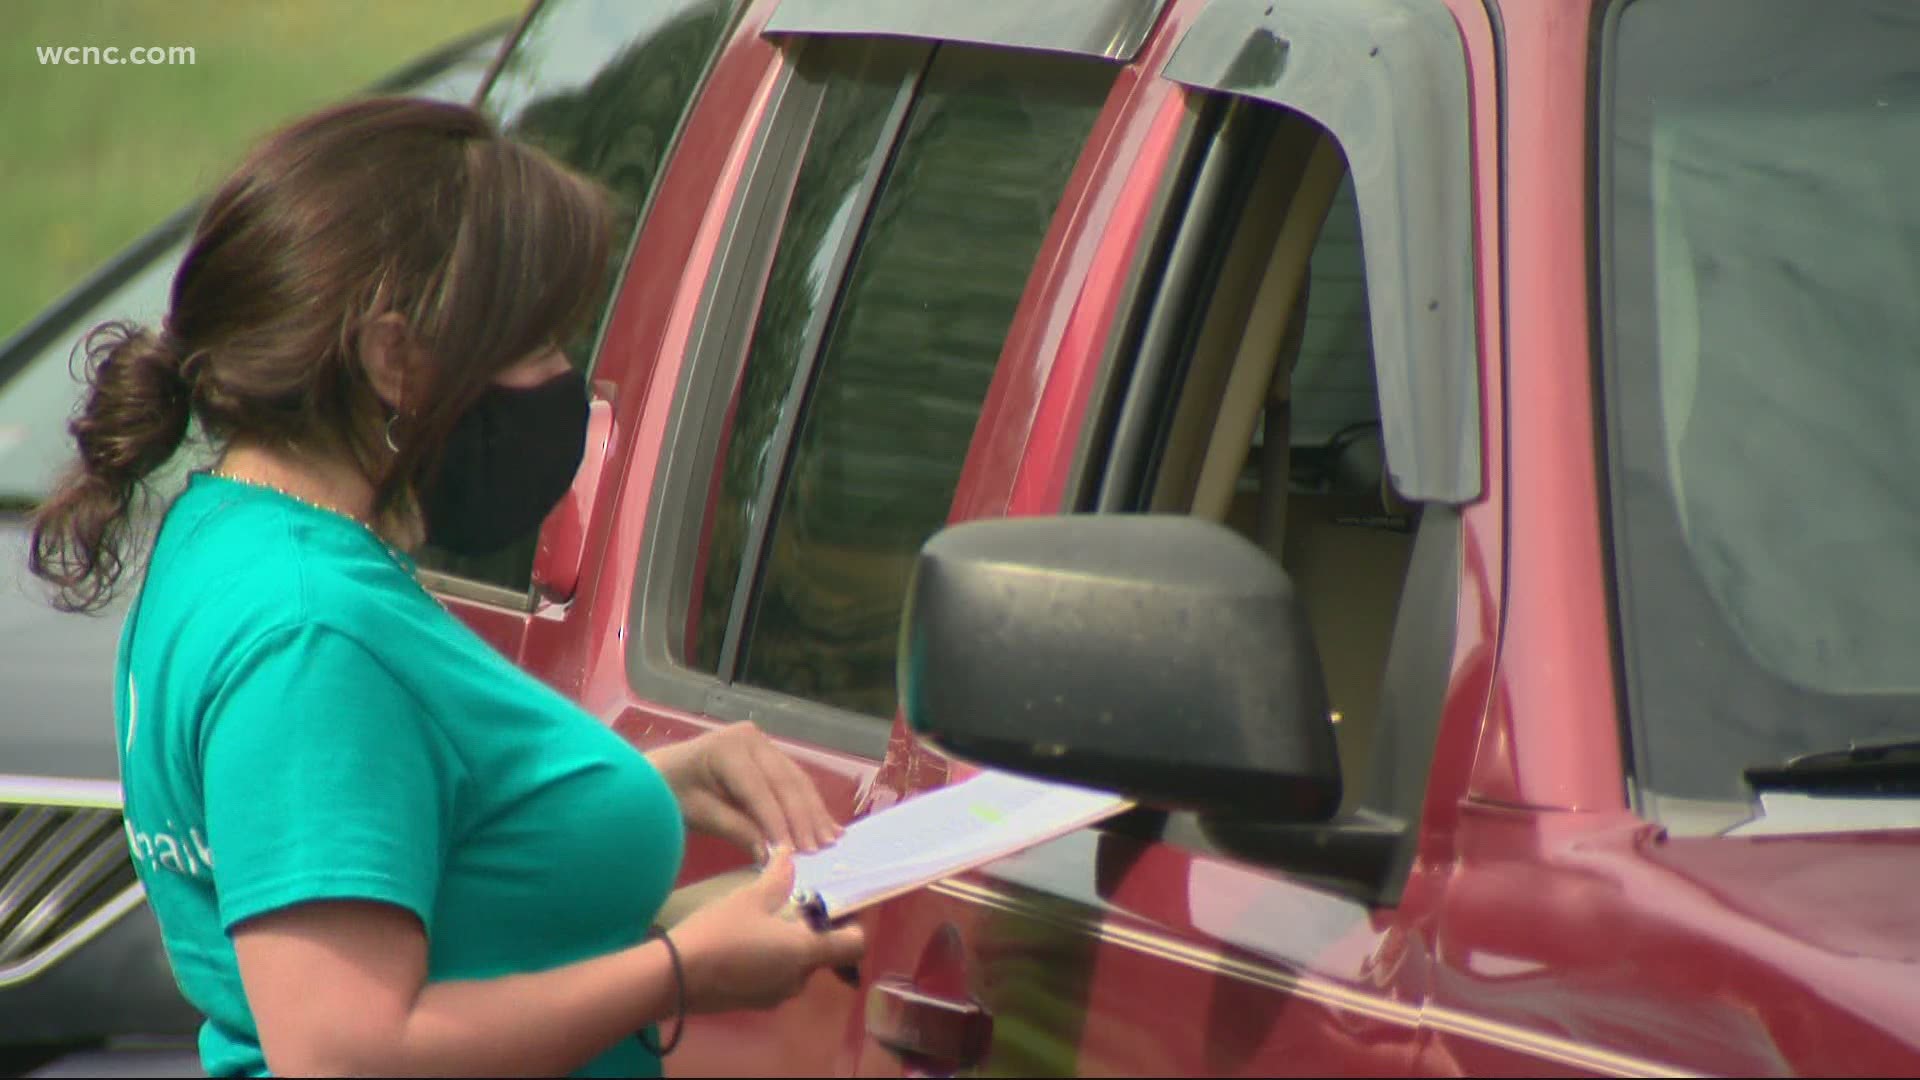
(125, 818, 214, 879)
(120, 679, 215, 880)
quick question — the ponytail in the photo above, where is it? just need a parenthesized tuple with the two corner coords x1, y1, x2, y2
(29, 321, 193, 613)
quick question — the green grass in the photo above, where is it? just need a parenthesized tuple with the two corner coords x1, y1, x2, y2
(0, 0, 526, 338)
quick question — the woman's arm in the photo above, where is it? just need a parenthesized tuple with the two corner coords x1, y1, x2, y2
(233, 850, 862, 1078)
(234, 900, 672, 1077)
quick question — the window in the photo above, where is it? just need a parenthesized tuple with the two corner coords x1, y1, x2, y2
(685, 44, 1116, 721)
(1288, 178, 1379, 450)
(484, 0, 746, 372)
(688, 46, 913, 675)
(1603, 0, 1920, 803)
(416, 0, 744, 594)
(1147, 113, 1417, 815)
(1087, 101, 1457, 901)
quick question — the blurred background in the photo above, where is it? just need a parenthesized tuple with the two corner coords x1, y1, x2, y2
(0, 0, 524, 340)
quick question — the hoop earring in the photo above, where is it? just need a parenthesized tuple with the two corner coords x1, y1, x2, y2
(384, 414, 402, 453)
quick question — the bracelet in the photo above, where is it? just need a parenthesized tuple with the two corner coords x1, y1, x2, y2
(638, 928, 687, 1057)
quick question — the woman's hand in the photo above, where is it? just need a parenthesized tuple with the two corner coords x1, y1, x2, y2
(670, 849, 866, 1014)
(649, 721, 844, 854)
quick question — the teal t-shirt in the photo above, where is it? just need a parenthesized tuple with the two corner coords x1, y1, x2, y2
(115, 473, 685, 1078)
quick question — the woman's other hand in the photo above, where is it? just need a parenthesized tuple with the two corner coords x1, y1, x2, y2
(670, 849, 866, 1013)
(649, 721, 844, 854)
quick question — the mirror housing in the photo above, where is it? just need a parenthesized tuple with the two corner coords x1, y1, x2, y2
(533, 388, 615, 605)
(900, 515, 1340, 820)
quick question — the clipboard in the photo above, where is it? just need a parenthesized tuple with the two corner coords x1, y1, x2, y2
(789, 771, 1131, 926)
(655, 771, 1131, 930)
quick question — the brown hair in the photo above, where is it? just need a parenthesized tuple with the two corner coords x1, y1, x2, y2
(29, 96, 614, 612)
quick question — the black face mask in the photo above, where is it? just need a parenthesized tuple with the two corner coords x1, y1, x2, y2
(420, 368, 590, 557)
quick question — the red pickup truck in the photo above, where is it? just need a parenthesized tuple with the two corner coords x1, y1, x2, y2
(16, 0, 1911, 1074)
(390, 0, 1920, 1073)
(414, 0, 1920, 1074)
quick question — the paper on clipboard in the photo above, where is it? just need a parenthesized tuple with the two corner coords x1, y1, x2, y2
(789, 770, 1132, 924)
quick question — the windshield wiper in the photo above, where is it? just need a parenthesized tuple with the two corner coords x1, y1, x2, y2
(1745, 738, 1920, 796)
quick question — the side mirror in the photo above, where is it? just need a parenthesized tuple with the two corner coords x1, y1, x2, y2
(899, 515, 1340, 821)
(532, 387, 615, 605)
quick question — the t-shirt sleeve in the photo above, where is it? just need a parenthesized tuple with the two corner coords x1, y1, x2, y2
(200, 622, 463, 935)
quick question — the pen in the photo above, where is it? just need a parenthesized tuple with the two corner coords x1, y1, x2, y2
(796, 891, 861, 989)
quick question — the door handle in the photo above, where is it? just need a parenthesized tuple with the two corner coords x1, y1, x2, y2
(865, 976, 993, 1071)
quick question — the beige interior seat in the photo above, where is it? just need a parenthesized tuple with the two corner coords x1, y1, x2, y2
(1280, 437, 1414, 815)
(1148, 123, 1313, 518)
(1151, 116, 1415, 817)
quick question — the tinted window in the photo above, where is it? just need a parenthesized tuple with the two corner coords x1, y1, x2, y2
(728, 48, 1114, 718)
(1290, 177, 1378, 447)
(486, 0, 742, 369)
(1605, 0, 1920, 799)
(688, 46, 913, 673)
(419, 0, 742, 591)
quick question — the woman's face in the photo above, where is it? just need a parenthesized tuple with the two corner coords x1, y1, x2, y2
(492, 345, 571, 390)
(359, 315, 574, 412)
(409, 338, 591, 555)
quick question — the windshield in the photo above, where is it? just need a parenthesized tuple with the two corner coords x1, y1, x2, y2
(1604, 0, 1920, 802)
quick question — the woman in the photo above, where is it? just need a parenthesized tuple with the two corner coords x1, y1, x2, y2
(27, 96, 862, 1078)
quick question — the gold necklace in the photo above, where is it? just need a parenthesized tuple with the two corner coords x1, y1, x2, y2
(204, 468, 417, 577)
(207, 468, 366, 524)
